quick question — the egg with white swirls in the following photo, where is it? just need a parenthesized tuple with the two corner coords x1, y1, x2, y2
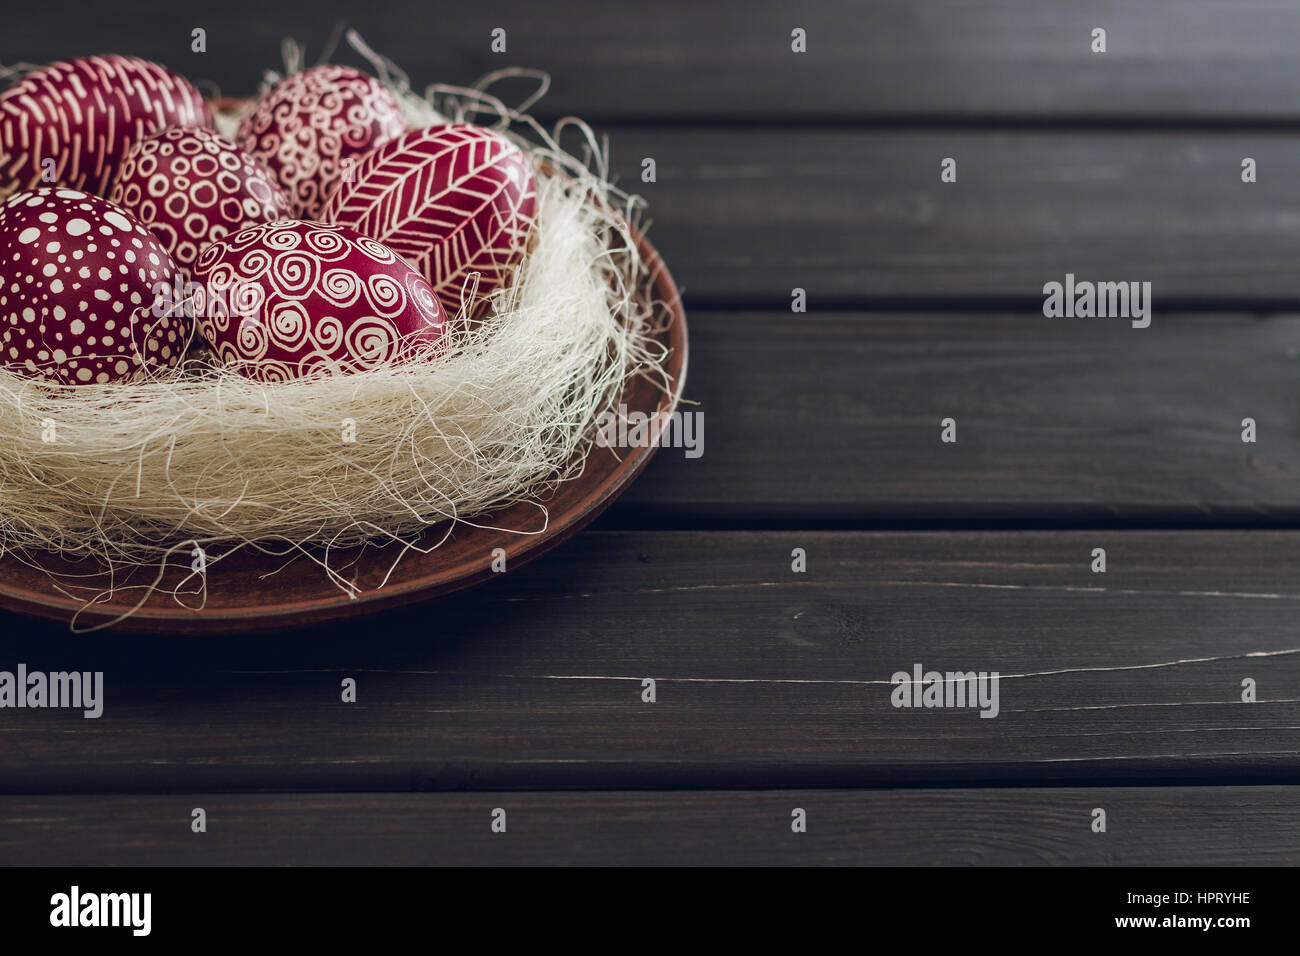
(0, 188, 190, 384)
(109, 127, 291, 272)
(235, 65, 406, 220)
(191, 219, 445, 381)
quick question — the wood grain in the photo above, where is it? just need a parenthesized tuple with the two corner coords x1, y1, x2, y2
(9, 1, 1300, 121)
(1, 787, 1293, 865)
(603, 129, 1300, 305)
(1, 530, 1297, 791)
(619, 312, 1300, 522)
(4, 0, 1299, 868)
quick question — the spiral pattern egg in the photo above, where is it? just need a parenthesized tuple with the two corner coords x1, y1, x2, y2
(0, 188, 190, 385)
(0, 55, 213, 199)
(321, 123, 538, 319)
(109, 127, 291, 272)
(192, 219, 445, 381)
(235, 65, 406, 220)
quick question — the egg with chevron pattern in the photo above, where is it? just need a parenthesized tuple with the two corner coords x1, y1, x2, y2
(320, 123, 538, 319)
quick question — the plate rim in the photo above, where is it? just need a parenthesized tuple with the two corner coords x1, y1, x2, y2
(0, 227, 687, 633)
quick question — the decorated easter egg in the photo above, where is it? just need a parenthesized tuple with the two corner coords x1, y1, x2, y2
(321, 123, 538, 319)
(0, 55, 213, 200)
(0, 188, 190, 384)
(192, 219, 445, 381)
(235, 66, 406, 220)
(109, 127, 291, 273)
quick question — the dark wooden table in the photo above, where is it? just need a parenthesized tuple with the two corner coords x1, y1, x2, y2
(2, 0, 1299, 866)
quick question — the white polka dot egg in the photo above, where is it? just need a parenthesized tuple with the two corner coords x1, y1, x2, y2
(0, 188, 190, 385)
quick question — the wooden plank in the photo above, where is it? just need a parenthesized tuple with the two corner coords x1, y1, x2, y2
(619, 312, 1300, 522)
(9, 1, 1300, 121)
(1, 787, 1294, 865)
(1, 530, 1298, 790)
(604, 129, 1300, 304)
(7, 61, 1300, 303)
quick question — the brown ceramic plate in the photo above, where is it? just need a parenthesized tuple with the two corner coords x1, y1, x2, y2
(0, 231, 687, 633)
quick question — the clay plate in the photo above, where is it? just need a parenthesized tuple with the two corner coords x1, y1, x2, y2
(0, 231, 687, 633)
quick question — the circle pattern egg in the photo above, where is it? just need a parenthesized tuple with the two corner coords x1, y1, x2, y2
(235, 65, 406, 220)
(109, 127, 291, 272)
(0, 188, 190, 385)
(321, 123, 538, 319)
(0, 55, 213, 199)
(192, 219, 445, 381)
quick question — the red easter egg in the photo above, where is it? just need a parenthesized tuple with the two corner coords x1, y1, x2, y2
(192, 219, 445, 381)
(0, 188, 190, 385)
(321, 124, 538, 319)
(0, 55, 213, 199)
(109, 127, 291, 273)
(235, 66, 406, 220)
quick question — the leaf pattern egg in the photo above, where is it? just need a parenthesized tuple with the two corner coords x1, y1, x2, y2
(109, 127, 291, 273)
(0, 55, 213, 199)
(236, 65, 406, 220)
(0, 188, 190, 384)
(321, 123, 538, 319)
(191, 219, 445, 381)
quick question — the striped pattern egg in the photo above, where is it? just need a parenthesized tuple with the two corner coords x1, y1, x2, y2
(0, 56, 213, 200)
(0, 188, 190, 385)
(192, 220, 445, 382)
(320, 124, 538, 319)
(236, 66, 406, 221)
(109, 127, 291, 272)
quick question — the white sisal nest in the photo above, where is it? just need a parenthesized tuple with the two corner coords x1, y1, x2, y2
(0, 40, 669, 624)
